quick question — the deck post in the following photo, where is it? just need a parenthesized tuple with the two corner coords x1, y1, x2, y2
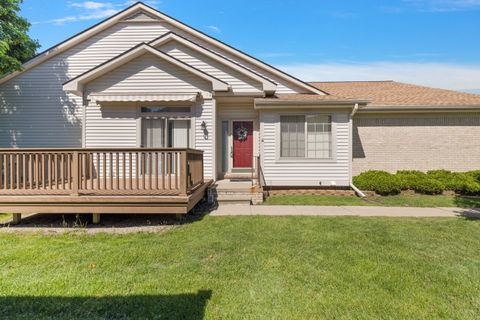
(71, 151, 79, 196)
(92, 213, 100, 224)
(179, 151, 188, 196)
(12, 213, 21, 225)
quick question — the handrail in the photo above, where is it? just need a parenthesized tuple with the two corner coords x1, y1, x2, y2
(0, 148, 204, 197)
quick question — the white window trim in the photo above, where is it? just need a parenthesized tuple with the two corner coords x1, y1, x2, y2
(275, 112, 337, 163)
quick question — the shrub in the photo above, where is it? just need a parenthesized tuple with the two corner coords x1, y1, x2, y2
(467, 170, 480, 183)
(412, 178, 444, 195)
(427, 170, 464, 191)
(353, 171, 402, 195)
(425, 170, 480, 195)
(396, 170, 427, 190)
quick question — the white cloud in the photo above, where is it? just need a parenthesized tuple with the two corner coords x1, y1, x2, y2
(278, 61, 480, 91)
(35, 1, 160, 25)
(206, 25, 222, 34)
(69, 1, 110, 10)
(402, 0, 480, 12)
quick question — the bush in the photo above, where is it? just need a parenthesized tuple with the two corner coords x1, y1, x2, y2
(427, 170, 466, 192)
(354, 169, 480, 196)
(412, 178, 444, 195)
(467, 170, 480, 183)
(353, 171, 402, 195)
(396, 170, 427, 190)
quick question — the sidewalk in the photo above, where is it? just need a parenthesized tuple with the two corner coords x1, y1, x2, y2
(210, 204, 480, 218)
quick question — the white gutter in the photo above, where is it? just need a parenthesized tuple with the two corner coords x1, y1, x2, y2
(349, 103, 365, 198)
(350, 103, 359, 117)
(350, 183, 366, 198)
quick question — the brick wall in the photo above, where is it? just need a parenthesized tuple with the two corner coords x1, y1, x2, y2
(353, 113, 480, 175)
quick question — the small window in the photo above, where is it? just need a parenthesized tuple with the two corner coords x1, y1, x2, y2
(280, 114, 332, 159)
(141, 106, 191, 113)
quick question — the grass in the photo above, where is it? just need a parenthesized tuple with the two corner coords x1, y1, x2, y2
(1, 216, 480, 319)
(264, 194, 480, 208)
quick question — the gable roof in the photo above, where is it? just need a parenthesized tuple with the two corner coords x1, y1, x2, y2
(63, 43, 230, 95)
(309, 81, 480, 108)
(0, 2, 323, 95)
(149, 32, 277, 94)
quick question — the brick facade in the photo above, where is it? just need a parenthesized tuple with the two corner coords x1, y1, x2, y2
(353, 113, 480, 175)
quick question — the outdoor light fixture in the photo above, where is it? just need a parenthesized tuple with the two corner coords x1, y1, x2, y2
(201, 121, 208, 139)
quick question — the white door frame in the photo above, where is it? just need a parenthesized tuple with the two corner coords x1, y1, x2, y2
(219, 118, 257, 175)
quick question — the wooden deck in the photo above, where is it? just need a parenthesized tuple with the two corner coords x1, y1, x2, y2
(0, 148, 210, 219)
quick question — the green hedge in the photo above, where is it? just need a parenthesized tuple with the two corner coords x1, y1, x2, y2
(353, 170, 480, 196)
(353, 171, 402, 195)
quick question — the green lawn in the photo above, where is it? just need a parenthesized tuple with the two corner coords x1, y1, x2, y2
(1, 216, 480, 319)
(264, 194, 480, 208)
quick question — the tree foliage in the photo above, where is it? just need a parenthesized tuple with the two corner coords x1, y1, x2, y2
(0, 0, 39, 75)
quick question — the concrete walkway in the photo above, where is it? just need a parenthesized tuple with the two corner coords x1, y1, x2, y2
(210, 204, 480, 218)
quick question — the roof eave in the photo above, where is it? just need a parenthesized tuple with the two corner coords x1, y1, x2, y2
(254, 99, 369, 109)
(358, 105, 480, 113)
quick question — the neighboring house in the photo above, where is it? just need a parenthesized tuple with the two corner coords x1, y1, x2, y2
(0, 2, 479, 216)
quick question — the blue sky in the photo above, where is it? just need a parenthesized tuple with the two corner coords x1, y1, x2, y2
(20, 0, 480, 92)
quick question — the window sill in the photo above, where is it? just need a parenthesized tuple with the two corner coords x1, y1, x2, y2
(275, 157, 337, 164)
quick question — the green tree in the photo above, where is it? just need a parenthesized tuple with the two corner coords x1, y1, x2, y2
(0, 0, 39, 75)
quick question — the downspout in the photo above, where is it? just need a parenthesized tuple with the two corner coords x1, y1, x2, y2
(349, 103, 366, 198)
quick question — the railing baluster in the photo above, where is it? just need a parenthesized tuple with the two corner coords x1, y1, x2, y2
(109, 152, 113, 190)
(141, 152, 145, 190)
(135, 152, 139, 190)
(96, 152, 100, 190)
(60, 154, 64, 190)
(115, 152, 119, 191)
(10, 154, 14, 190)
(71, 151, 79, 196)
(167, 152, 172, 190)
(89, 153, 94, 190)
(129, 152, 133, 190)
(103, 152, 106, 190)
(123, 152, 126, 190)
(155, 152, 158, 190)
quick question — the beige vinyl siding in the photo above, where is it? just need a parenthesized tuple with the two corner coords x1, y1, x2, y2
(159, 42, 263, 94)
(260, 110, 351, 186)
(353, 113, 480, 175)
(85, 102, 138, 148)
(85, 53, 212, 95)
(194, 99, 214, 178)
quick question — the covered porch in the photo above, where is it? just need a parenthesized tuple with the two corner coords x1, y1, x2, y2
(0, 148, 211, 223)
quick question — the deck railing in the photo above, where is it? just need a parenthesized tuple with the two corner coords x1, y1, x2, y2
(0, 148, 204, 196)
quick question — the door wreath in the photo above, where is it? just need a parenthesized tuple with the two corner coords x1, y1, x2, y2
(236, 125, 249, 141)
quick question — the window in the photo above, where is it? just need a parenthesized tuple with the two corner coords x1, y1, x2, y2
(140, 105, 191, 148)
(142, 118, 190, 148)
(280, 115, 332, 159)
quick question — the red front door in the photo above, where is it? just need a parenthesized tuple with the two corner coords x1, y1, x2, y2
(233, 121, 253, 168)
